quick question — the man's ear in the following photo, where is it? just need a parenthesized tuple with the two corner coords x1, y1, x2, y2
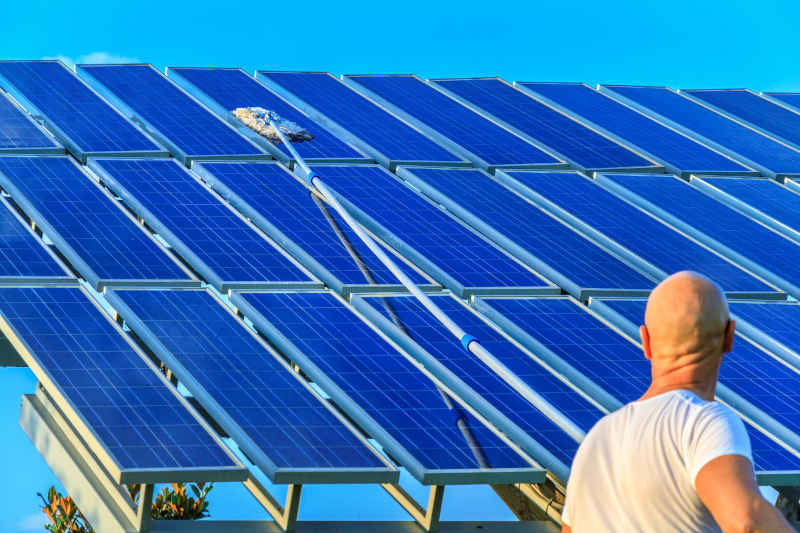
(722, 319, 736, 353)
(640, 325, 652, 361)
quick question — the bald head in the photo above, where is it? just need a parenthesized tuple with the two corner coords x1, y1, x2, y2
(643, 272, 732, 364)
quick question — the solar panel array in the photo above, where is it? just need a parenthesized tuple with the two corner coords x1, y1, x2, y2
(4, 62, 800, 520)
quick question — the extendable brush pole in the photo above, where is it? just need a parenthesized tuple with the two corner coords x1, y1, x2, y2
(267, 115, 585, 443)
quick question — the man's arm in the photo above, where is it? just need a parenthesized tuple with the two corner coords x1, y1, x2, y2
(696, 454, 794, 533)
(561, 525, 571, 533)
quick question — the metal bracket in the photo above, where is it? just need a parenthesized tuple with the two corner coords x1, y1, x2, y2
(243, 474, 303, 532)
(382, 483, 444, 532)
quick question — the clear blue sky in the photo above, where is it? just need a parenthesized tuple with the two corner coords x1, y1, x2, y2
(1, 0, 798, 530)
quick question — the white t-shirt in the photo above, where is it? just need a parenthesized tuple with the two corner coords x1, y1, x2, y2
(562, 389, 753, 532)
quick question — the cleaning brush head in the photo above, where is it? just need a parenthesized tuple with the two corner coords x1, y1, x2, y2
(232, 107, 314, 143)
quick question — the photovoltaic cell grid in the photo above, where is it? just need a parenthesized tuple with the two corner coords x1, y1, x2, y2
(729, 301, 800, 355)
(367, 295, 600, 465)
(505, 171, 773, 293)
(240, 292, 533, 471)
(606, 86, 800, 174)
(602, 173, 800, 288)
(0, 93, 59, 151)
(701, 177, 800, 233)
(199, 162, 429, 285)
(168, 68, 367, 161)
(606, 174, 800, 284)
(346, 75, 561, 166)
(79, 65, 263, 158)
(311, 165, 549, 288)
(519, 83, 749, 174)
(407, 168, 653, 290)
(0, 287, 236, 470)
(0, 157, 188, 282)
(0, 200, 67, 278)
(91, 159, 312, 285)
(686, 90, 800, 149)
(766, 93, 800, 113)
(259, 72, 465, 163)
(432, 78, 653, 170)
(0, 61, 160, 154)
(489, 297, 800, 472)
(115, 289, 385, 470)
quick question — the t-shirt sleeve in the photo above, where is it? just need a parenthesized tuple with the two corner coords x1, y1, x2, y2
(687, 402, 753, 487)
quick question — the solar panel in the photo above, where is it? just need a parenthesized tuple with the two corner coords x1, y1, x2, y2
(0, 286, 241, 482)
(519, 82, 750, 175)
(698, 177, 800, 238)
(257, 72, 468, 166)
(765, 92, 800, 113)
(0, 92, 61, 153)
(167, 68, 370, 163)
(399, 168, 654, 294)
(0, 197, 70, 279)
(504, 171, 775, 294)
(78, 64, 265, 162)
(351, 294, 602, 468)
(0, 157, 191, 288)
(308, 165, 554, 294)
(0, 61, 164, 160)
(728, 301, 800, 366)
(109, 289, 394, 483)
(431, 78, 655, 171)
(685, 89, 800, 151)
(195, 162, 431, 289)
(89, 159, 317, 291)
(599, 173, 800, 297)
(234, 291, 543, 483)
(484, 297, 800, 474)
(605, 85, 800, 177)
(345, 75, 563, 168)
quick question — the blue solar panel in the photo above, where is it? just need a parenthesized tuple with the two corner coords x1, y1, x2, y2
(258, 72, 465, 163)
(407, 168, 653, 290)
(686, 90, 800, 150)
(239, 292, 533, 471)
(432, 78, 653, 170)
(489, 297, 800, 472)
(346, 75, 561, 166)
(168, 68, 368, 161)
(310, 166, 550, 289)
(601, 298, 800, 441)
(0, 287, 236, 472)
(520, 83, 748, 174)
(729, 301, 800, 355)
(0, 157, 189, 283)
(607, 85, 800, 175)
(91, 159, 313, 285)
(603, 173, 800, 289)
(766, 93, 800, 113)
(198, 162, 429, 286)
(702, 177, 800, 233)
(0, 61, 161, 155)
(506, 171, 773, 293)
(365, 294, 604, 465)
(0, 199, 67, 278)
(114, 289, 386, 471)
(79, 65, 263, 159)
(0, 93, 60, 151)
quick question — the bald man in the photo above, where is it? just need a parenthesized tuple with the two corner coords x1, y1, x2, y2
(561, 272, 793, 532)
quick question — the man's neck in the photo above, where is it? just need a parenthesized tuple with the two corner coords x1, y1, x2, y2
(640, 354, 721, 402)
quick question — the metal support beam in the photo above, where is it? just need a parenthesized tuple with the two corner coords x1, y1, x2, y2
(382, 483, 445, 532)
(136, 483, 154, 532)
(243, 474, 303, 532)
